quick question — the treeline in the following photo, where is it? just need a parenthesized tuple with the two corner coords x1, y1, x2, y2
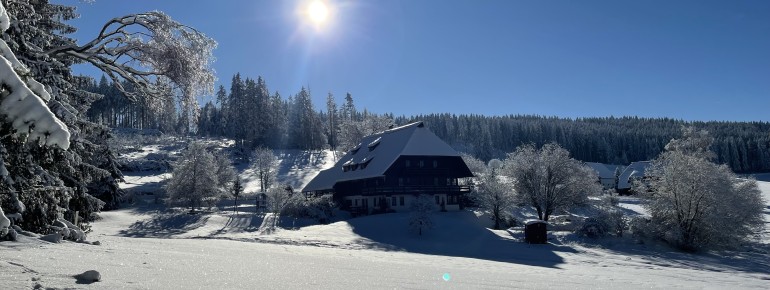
(86, 72, 770, 173)
(397, 114, 770, 173)
(83, 76, 179, 134)
(196, 73, 394, 151)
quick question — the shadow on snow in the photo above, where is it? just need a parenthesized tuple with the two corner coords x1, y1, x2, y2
(347, 210, 574, 269)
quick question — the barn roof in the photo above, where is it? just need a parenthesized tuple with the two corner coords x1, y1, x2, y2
(302, 121, 467, 192)
(617, 161, 651, 189)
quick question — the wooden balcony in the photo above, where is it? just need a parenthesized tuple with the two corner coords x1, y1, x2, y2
(357, 185, 471, 196)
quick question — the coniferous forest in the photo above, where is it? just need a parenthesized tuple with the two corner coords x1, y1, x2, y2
(84, 73, 770, 173)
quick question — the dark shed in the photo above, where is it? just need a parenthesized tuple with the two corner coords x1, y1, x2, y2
(524, 220, 548, 244)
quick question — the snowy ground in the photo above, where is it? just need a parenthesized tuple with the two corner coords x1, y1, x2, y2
(2, 180, 769, 289)
(2, 141, 769, 289)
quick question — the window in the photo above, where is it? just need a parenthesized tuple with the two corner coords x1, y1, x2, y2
(391, 196, 397, 206)
(399, 196, 405, 206)
(368, 137, 381, 151)
(433, 160, 438, 168)
(350, 143, 361, 155)
(405, 160, 411, 167)
(354, 199, 358, 206)
(374, 198, 378, 206)
(434, 177, 439, 186)
(419, 160, 424, 168)
(398, 178, 404, 186)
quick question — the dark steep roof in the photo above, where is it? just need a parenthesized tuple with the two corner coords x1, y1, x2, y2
(302, 121, 468, 192)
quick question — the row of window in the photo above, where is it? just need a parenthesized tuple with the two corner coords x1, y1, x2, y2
(398, 177, 459, 186)
(350, 196, 405, 207)
(350, 195, 459, 208)
(405, 159, 438, 168)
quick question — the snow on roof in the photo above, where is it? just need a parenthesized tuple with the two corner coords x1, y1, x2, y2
(303, 121, 465, 192)
(617, 161, 651, 189)
(585, 162, 615, 179)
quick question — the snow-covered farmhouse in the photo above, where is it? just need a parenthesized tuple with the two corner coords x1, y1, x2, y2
(303, 122, 474, 214)
(617, 161, 651, 195)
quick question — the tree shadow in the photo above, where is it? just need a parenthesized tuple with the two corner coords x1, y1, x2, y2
(347, 211, 574, 268)
(214, 213, 265, 234)
(119, 210, 210, 238)
(569, 235, 770, 275)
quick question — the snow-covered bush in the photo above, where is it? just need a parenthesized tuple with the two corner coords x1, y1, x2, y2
(0, 205, 9, 237)
(576, 207, 626, 238)
(282, 194, 336, 223)
(51, 218, 86, 242)
(409, 194, 436, 236)
(266, 185, 294, 216)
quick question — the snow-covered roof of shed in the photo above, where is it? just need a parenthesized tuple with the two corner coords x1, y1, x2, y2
(303, 121, 463, 192)
(585, 162, 615, 179)
(617, 161, 651, 189)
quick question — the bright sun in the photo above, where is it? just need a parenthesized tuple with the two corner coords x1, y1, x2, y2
(307, 0, 329, 26)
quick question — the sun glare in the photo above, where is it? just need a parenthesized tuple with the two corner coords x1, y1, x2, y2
(307, 0, 329, 26)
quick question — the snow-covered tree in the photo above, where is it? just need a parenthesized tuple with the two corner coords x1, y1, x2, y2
(475, 172, 516, 230)
(44, 10, 216, 104)
(251, 147, 277, 193)
(461, 153, 487, 177)
(267, 186, 292, 215)
(0, 2, 69, 148)
(409, 194, 436, 236)
(165, 142, 220, 212)
(214, 151, 236, 193)
(1, 0, 217, 234)
(503, 143, 600, 222)
(287, 87, 326, 150)
(637, 129, 764, 251)
(326, 92, 337, 152)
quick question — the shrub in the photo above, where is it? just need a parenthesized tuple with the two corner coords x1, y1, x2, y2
(576, 207, 626, 238)
(282, 194, 337, 223)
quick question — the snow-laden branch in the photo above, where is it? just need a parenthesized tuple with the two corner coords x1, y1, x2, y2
(0, 3, 70, 150)
(45, 11, 217, 101)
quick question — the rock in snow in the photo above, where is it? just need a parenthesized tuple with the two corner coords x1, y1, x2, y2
(74, 270, 101, 283)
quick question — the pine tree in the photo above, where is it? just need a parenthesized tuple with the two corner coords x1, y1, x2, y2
(165, 142, 220, 212)
(326, 93, 337, 151)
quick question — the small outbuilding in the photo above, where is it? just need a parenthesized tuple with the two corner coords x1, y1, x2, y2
(524, 220, 548, 244)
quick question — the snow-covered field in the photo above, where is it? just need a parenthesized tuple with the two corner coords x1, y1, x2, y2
(2, 142, 769, 289)
(2, 179, 769, 289)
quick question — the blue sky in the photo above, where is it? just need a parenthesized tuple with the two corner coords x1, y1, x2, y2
(60, 0, 770, 121)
